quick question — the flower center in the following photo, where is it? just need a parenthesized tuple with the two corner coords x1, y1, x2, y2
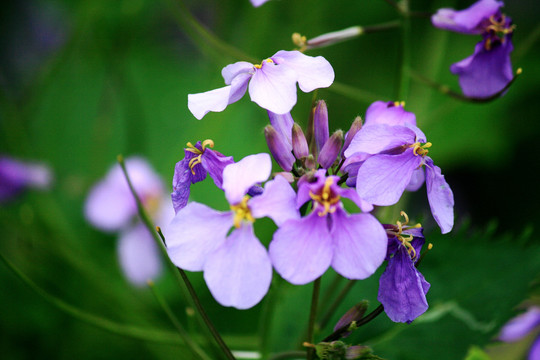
(230, 195, 255, 228)
(254, 58, 274, 69)
(389, 101, 405, 108)
(185, 139, 215, 175)
(409, 141, 432, 157)
(387, 211, 422, 260)
(309, 177, 341, 216)
(484, 14, 515, 51)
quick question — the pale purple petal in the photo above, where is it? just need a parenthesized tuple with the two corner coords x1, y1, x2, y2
(188, 86, 233, 120)
(269, 212, 333, 285)
(201, 149, 234, 189)
(204, 223, 272, 309)
(117, 225, 162, 286)
(250, 0, 271, 7)
(499, 307, 540, 342)
(250, 174, 300, 226)
(296, 170, 326, 209)
(249, 60, 298, 115)
(425, 158, 454, 234)
(313, 100, 329, 153)
(267, 111, 294, 145)
(228, 72, 253, 104)
(330, 209, 386, 279)
(356, 149, 422, 206)
(339, 188, 374, 213)
(222, 153, 272, 204)
(222, 61, 254, 84)
(344, 124, 416, 158)
(163, 202, 232, 271)
(405, 168, 425, 192)
(431, 0, 503, 34)
(365, 101, 417, 127)
(0, 157, 52, 202)
(272, 50, 335, 92)
(450, 38, 513, 97)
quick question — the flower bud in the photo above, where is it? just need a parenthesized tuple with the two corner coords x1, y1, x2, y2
(306, 26, 363, 50)
(313, 100, 329, 153)
(267, 111, 293, 145)
(292, 123, 309, 159)
(264, 125, 295, 171)
(318, 129, 343, 169)
(342, 116, 363, 156)
(334, 301, 369, 338)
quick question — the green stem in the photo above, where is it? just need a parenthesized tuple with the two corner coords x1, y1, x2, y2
(117, 156, 235, 360)
(317, 280, 356, 331)
(258, 277, 283, 359)
(0, 252, 187, 346)
(327, 81, 382, 104)
(306, 277, 321, 360)
(147, 281, 212, 360)
(269, 351, 307, 360)
(396, 0, 411, 101)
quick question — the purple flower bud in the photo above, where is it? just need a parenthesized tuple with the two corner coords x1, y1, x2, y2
(292, 123, 309, 159)
(267, 111, 293, 146)
(313, 100, 329, 153)
(333, 301, 369, 338)
(318, 130, 343, 169)
(342, 116, 363, 157)
(265, 125, 295, 171)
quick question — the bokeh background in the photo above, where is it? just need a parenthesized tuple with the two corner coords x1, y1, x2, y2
(1, 0, 539, 359)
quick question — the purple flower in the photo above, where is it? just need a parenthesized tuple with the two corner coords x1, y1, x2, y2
(188, 50, 334, 119)
(0, 156, 52, 203)
(85, 157, 173, 286)
(499, 306, 540, 360)
(171, 140, 234, 213)
(378, 215, 430, 323)
(344, 123, 454, 234)
(250, 0, 271, 7)
(163, 153, 299, 309)
(432, 0, 515, 97)
(269, 170, 386, 285)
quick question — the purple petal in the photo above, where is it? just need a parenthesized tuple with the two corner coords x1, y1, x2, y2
(342, 116, 363, 157)
(296, 170, 327, 209)
(431, 0, 503, 34)
(365, 101, 417, 127)
(425, 158, 454, 234)
(313, 100, 329, 153)
(249, 60, 298, 115)
(250, 0, 271, 6)
(222, 153, 272, 205)
(163, 202, 232, 271)
(330, 209, 387, 279)
(269, 212, 333, 285)
(201, 148, 234, 189)
(405, 168, 425, 192)
(529, 336, 540, 360)
(267, 111, 294, 145)
(272, 50, 335, 92)
(171, 158, 197, 213)
(339, 188, 374, 213)
(117, 225, 162, 286)
(344, 124, 416, 158)
(318, 130, 343, 169)
(250, 174, 300, 226)
(0, 157, 52, 202)
(356, 149, 422, 206)
(221, 61, 254, 84)
(451, 38, 513, 98)
(265, 125, 295, 171)
(378, 245, 430, 323)
(499, 307, 540, 342)
(204, 223, 272, 309)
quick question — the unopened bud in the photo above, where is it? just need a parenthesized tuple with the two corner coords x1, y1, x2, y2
(334, 300, 369, 338)
(306, 26, 363, 50)
(292, 123, 309, 159)
(313, 100, 329, 153)
(342, 116, 363, 156)
(267, 111, 293, 145)
(264, 125, 295, 171)
(318, 130, 343, 169)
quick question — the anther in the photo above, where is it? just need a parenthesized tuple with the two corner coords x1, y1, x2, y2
(410, 142, 432, 156)
(230, 195, 255, 228)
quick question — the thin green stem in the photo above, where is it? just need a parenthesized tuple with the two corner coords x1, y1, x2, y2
(396, 0, 411, 101)
(118, 156, 235, 360)
(147, 281, 212, 360)
(259, 277, 283, 359)
(327, 81, 382, 104)
(306, 277, 321, 360)
(0, 252, 187, 346)
(318, 280, 356, 331)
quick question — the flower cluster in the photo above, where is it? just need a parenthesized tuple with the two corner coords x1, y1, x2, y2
(432, 0, 515, 97)
(85, 157, 174, 286)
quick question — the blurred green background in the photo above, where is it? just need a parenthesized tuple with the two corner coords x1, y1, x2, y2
(1, 0, 539, 359)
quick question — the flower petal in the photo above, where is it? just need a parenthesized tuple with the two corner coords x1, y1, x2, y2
(499, 307, 540, 342)
(222, 153, 272, 204)
(330, 209, 386, 279)
(272, 50, 335, 92)
(365, 101, 417, 127)
(250, 174, 300, 226)
(405, 168, 425, 192)
(425, 158, 454, 234)
(117, 225, 162, 286)
(248, 60, 298, 114)
(163, 202, 232, 271)
(267, 111, 294, 145)
(269, 212, 333, 285)
(344, 124, 416, 158)
(203, 223, 272, 309)
(431, 0, 503, 34)
(201, 148, 234, 189)
(188, 86, 232, 120)
(222, 61, 254, 84)
(356, 149, 422, 206)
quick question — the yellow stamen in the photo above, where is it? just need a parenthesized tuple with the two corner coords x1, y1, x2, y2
(230, 195, 255, 228)
(410, 142, 432, 156)
(393, 101, 406, 107)
(185, 139, 215, 175)
(254, 58, 274, 69)
(309, 177, 341, 216)
(393, 211, 422, 260)
(292, 32, 307, 51)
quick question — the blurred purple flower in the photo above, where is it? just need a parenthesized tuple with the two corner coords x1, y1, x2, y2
(499, 306, 540, 360)
(432, 0, 514, 97)
(0, 156, 52, 203)
(171, 140, 233, 213)
(250, 0, 272, 7)
(269, 170, 386, 285)
(85, 157, 173, 286)
(163, 153, 299, 309)
(344, 123, 454, 234)
(188, 50, 334, 119)
(378, 216, 430, 323)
